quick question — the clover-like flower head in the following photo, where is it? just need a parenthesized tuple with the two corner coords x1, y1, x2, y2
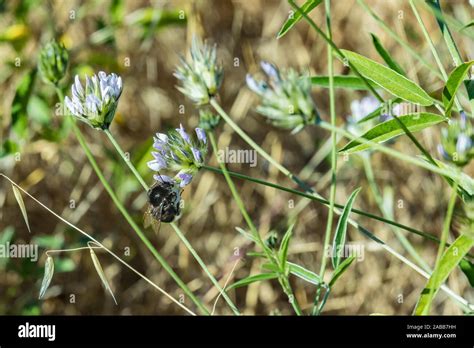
(65, 71, 122, 130)
(38, 40, 69, 85)
(438, 112, 474, 167)
(246, 61, 319, 133)
(175, 37, 223, 105)
(147, 124, 208, 187)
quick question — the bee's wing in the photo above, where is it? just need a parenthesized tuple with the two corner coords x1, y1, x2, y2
(143, 205, 162, 235)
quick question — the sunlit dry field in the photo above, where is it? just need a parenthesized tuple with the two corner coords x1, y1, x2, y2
(0, 0, 473, 316)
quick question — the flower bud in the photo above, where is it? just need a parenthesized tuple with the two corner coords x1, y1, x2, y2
(38, 40, 69, 85)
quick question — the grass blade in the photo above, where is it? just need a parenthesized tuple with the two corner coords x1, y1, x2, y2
(370, 33, 406, 76)
(226, 273, 279, 290)
(442, 61, 474, 117)
(332, 188, 361, 269)
(341, 49, 434, 106)
(12, 184, 31, 233)
(279, 223, 294, 271)
(288, 262, 322, 285)
(277, 0, 322, 38)
(39, 256, 54, 299)
(340, 113, 446, 153)
(459, 259, 474, 287)
(90, 248, 118, 305)
(414, 234, 474, 315)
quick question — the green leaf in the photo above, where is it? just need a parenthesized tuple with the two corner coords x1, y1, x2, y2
(414, 234, 474, 315)
(340, 113, 446, 153)
(11, 69, 36, 138)
(329, 256, 356, 287)
(39, 256, 54, 299)
(261, 262, 279, 273)
(90, 249, 118, 305)
(311, 75, 377, 90)
(226, 273, 279, 290)
(332, 188, 361, 269)
(370, 33, 406, 76)
(461, 20, 474, 31)
(442, 61, 474, 117)
(277, 0, 323, 39)
(459, 259, 474, 287)
(11, 184, 31, 233)
(279, 223, 294, 271)
(288, 262, 322, 285)
(428, 158, 474, 198)
(341, 49, 433, 106)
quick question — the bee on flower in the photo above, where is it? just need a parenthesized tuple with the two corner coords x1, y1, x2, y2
(145, 124, 208, 225)
(64, 71, 122, 130)
(246, 61, 320, 133)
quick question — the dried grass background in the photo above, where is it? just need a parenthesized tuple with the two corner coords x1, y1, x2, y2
(0, 0, 473, 315)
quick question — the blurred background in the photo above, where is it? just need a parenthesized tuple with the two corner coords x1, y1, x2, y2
(0, 0, 473, 315)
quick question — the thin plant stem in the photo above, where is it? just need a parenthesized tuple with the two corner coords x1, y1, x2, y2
(100, 126, 239, 314)
(208, 102, 473, 311)
(202, 164, 474, 261)
(208, 132, 303, 315)
(0, 173, 196, 316)
(423, 180, 459, 314)
(315, 0, 337, 315)
(104, 129, 148, 191)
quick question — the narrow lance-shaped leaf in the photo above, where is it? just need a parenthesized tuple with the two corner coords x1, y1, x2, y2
(90, 249, 118, 305)
(12, 184, 31, 233)
(226, 273, 279, 291)
(414, 234, 474, 315)
(370, 33, 406, 76)
(11, 69, 37, 138)
(311, 75, 377, 90)
(442, 60, 474, 117)
(39, 256, 54, 299)
(340, 113, 446, 153)
(288, 262, 322, 286)
(279, 223, 294, 272)
(329, 255, 356, 287)
(332, 188, 361, 269)
(341, 49, 434, 106)
(277, 0, 323, 39)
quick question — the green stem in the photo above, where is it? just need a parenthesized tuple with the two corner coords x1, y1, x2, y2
(101, 128, 239, 315)
(104, 129, 149, 191)
(316, 0, 337, 315)
(361, 155, 431, 272)
(56, 88, 209, 315)
(423, 180, 459, 314)
(202, 164, 474, 260)
(208, 132, 303, 315)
